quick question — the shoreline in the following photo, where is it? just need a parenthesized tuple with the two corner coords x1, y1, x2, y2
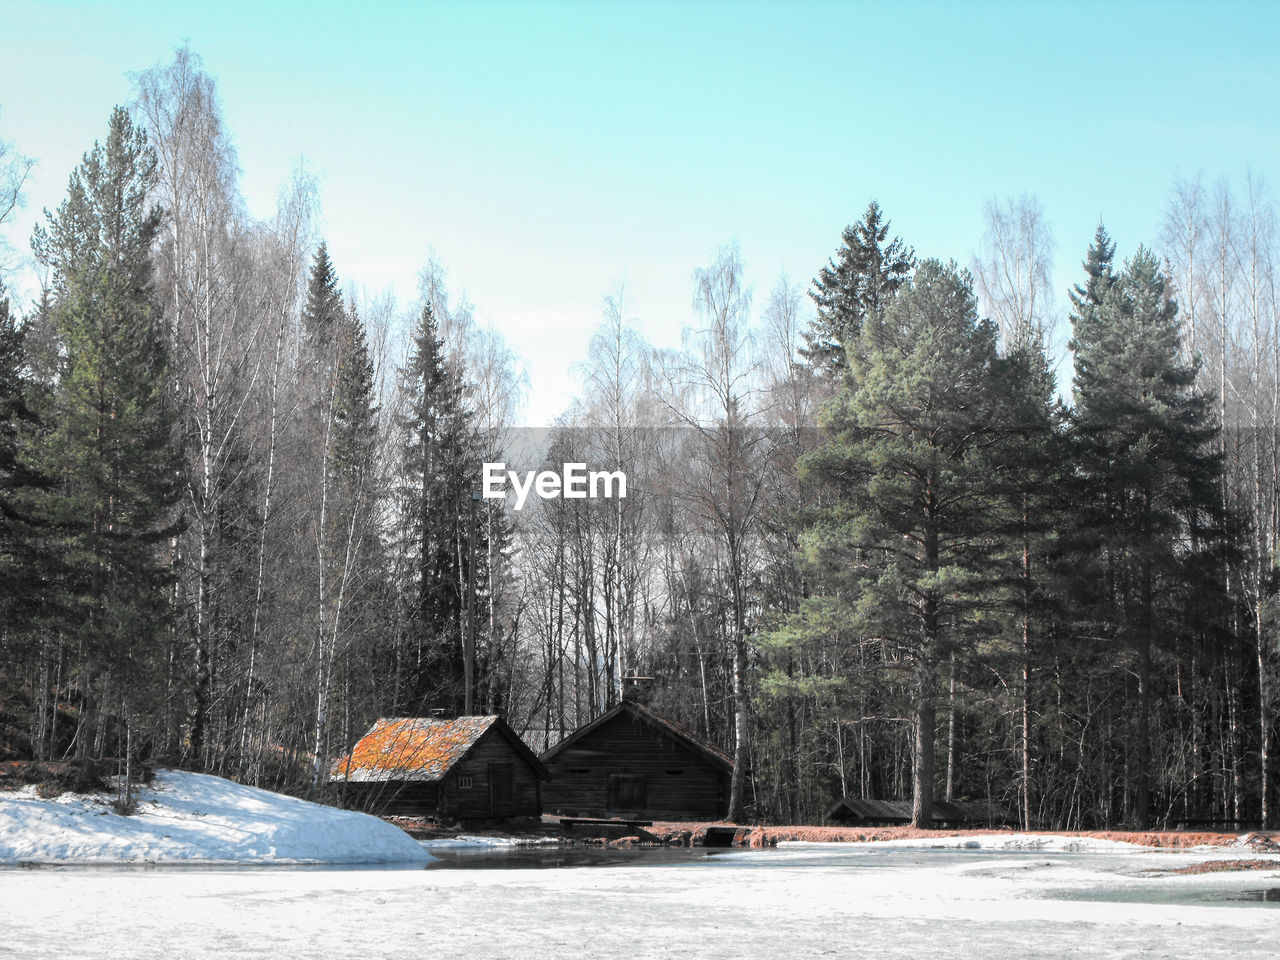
(389, 814, 1280, 852)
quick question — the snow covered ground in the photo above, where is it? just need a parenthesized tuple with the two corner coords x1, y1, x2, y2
(3, 839, 1280, 958)
(2, 777, 1278, 958)
(0, 769, 431, 864)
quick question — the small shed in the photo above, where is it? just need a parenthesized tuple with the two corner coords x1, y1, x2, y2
(540, 682, 734, 821)
(824, 797, 913, 826)
(330, 715, 549, 822)
(825, 797, 1012, 828)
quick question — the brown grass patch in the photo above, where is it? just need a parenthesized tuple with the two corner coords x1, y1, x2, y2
(643, 821, 1278, 850)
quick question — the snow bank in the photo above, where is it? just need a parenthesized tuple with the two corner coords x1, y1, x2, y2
(0, 769, 432, 865)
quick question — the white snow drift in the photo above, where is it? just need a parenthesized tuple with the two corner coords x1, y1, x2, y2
(0, 769, 431, 864)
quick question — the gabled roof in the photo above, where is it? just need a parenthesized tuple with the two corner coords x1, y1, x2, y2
(825, 797, 913, 823)
(825, 797, 1011, 824)
(330, 715, 549, 783)
(540, 700, 734, 774)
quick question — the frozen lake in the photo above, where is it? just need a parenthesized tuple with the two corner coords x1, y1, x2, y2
(3, 843, 1279, 958)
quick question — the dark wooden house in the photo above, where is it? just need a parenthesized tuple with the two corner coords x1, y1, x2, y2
(825, 797, 1012, 828)
(540, 680, 734, 821)
(329, 715, 549, 822)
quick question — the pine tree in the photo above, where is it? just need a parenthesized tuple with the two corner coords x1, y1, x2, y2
(1070, 243, 1225, 827)
(802, 201, 915, 378)
(799, 259, 1009, 826)
(32, 107, 183, 769)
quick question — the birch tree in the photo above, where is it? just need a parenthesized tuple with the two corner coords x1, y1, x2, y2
(659, 244, 771, 821)
(0, 115, 34, 272)
(134, 48, 276, 766)
(972, 194, 1057, 352)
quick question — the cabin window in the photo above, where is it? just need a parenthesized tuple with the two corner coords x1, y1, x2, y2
(569, 768, 590, 774)
(458, 774, 474, 789)
(608, 773, 647, 810)
(489, 763, 515, 810)
(665, 770, 685, 776)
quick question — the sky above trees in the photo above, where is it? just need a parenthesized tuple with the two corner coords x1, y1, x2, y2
(2, 0, 1278, 424)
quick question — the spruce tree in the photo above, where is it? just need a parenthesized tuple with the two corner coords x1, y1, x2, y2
(800, 260, 1009, 826)
(393, 301, 472, 714)
(1070, 243, 1225, 827)
(294, 246, 388, 794)
(0, 279, 44, 633)
(990, 329, 1070, 827)
(32, 107, 183, 765)
(327, 299, 382, 660)
(802, 201, 915, 378)
(301, 243, 343, 369)
(332, 302, 377, 499)
(1067, 223, 1118, 360)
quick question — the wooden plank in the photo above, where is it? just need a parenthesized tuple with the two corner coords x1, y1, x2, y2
(559, 817, 653, 828)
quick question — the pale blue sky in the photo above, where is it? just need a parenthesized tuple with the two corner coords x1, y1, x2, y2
(2, 0, 1277, 423)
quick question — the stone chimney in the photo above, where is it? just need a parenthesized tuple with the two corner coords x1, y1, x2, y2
(621, 676, 656, 704)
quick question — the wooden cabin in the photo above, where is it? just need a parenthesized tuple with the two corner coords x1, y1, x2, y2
(329, 715, 549, 822)
(540, 679, 734, 821)
(825, 796, 1012, 828)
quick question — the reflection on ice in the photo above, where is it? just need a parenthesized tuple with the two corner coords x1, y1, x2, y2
(1055, 882, 1280, 907)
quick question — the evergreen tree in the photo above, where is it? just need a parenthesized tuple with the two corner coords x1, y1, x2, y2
(393, 301, 473, 714)
(988, 330, 1071, 827)
(1067, 223, 1118, 359)
(1, 284, 63, 759)
(293, 246, 389, 794)
(332, 301, 378, 500)
(301, 243, 343, 369)
(1069, 243, 1226, 827)
(802, 201, 915, 378)
(0, 282, 26, 572)
(32, 107, 183, 765)
(799, 260, 1009, 826)
(327, 300, 383, 662)
(0, 279, 45, 632)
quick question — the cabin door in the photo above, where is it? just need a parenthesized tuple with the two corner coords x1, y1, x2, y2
(489, 763, 514, 813)
(607, 773, 647, 812)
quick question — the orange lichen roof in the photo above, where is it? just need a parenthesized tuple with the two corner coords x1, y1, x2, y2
(329, 716, 499, 783)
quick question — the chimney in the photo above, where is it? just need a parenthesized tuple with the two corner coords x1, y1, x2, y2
(622, 676, 656, 704)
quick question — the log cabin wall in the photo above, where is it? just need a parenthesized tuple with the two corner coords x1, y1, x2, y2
(342, 781, 440, 817)
(542, 711, 729, 820)
(439, 729, 543, 820)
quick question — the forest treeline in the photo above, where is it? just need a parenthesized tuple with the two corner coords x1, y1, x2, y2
(1, 50, 1277, 830)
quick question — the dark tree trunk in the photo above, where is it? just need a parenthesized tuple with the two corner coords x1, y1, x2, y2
(913, 676, 935, 829)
